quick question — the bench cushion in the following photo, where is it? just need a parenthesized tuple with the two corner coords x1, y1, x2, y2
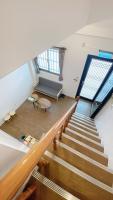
(35, 77, 62, 99)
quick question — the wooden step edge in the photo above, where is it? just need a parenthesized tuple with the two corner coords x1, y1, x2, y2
(72, 116, 96, 126)
(68, 122, 101, 140)
(72, 116, 95, 126)
(73, 115, 95, 125)
(66, 127, 101, 145)
(72, 116, 95, 127)
(32, 171, 79, 200)
(67, 125, 101, 144)
(74, 112, 94, 120)
(70, 119, 98, 134)
(62, 133, 108, 159)
(65, 128, 104, 152)
(74, 113, 94, 122)
(71, 117, 97, 130)
(45, 151, 113, 194)
(73, 113, 94, 123)
(75, 111, 93, 117)
(56, 140, 113, 175)
(54, 140, 113, 186)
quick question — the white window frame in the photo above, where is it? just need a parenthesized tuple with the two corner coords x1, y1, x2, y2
(38, 48, 60, 75)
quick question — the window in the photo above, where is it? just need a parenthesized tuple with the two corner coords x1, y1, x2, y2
(38, 48, 60, 74)
(99, 50, 113, 59)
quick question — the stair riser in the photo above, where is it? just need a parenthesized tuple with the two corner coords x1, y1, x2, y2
(48, 144, 113, 186)
(73, 115, 95, 126)
(62, 135, 108, 166)
(65, 129, 104, 152)
(68, 122, 98, 137)
(74, 112, 94, 121)
(75, 112, 94, 120)
(70, 120, 98, 135)
(71, 117, 97, 130)
(43, 153, 113, 200)
(68, 124, 101, 143)
(73, 113, 94, 123)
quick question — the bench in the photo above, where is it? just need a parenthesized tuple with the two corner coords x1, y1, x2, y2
(34, 77, 62, 100)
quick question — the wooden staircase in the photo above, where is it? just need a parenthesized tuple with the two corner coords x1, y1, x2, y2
(1, 103, 113, 200)
(30, 112, 113, 200)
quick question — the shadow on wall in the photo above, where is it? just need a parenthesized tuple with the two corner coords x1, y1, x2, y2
(0, 63, 35, 125)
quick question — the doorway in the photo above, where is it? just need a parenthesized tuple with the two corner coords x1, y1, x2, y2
(76, 55, 113, 117)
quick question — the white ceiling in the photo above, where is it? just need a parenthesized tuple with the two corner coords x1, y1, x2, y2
(87, 0, 113, 24)
(0, 0, 90, 77)
(1, 0, 113, 76)
(78, 18, 113, 39)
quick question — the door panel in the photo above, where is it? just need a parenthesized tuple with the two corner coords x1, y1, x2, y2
(91, 70, 113, 117)
(76, 55, 113, 118)
(80, 58, 112, 100)
(95, 71, 113, 102)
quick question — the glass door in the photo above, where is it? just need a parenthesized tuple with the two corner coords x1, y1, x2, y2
(80, 56, 113, 100)
(91, 69, 113, 117)
(76, 54, 113, 118)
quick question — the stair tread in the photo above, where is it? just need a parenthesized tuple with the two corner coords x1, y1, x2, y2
(33, 171, 79, 200)
(44, 151, 113, 194)
(74, 113, 94, 122)
(62, 133, 108, 166)
(75, 112, 92, 117)
(70, 119, 98, 134)
(48, 141, 113, 186)
(71, 117, 97, 130)
(65, 127, 104, 151)
(74, 112, 94, 121)
(63, 133, 107, 158)
(73, 115, 95, 125)
(66, 127, 101, 146)
(56, 140, 113, 174)
(72, 115, 95, 126)
(68, 122, 100, 139)
(43, 152, 113, 200)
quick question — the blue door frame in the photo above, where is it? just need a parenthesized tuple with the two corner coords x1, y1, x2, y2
(76, 54, 113, 118)
(91, 87, 113, 118)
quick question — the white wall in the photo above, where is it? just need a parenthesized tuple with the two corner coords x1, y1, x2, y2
(88, 0, 113, 24)
(38, 34, 113, 98)
(0, 143, 25, 178)
(95, 97, 113, 170)
(0, 63, 34, 124)
(0, 130, 29, 153)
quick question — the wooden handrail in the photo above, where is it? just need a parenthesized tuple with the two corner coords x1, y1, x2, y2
(0, 101, 77, 200)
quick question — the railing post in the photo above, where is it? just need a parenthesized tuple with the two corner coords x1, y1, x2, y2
(64, 116, 70, 129)
(16, 184, 37, 200)
(38, 157, 49, 171)
(53, 137, 57, 150)
(59, 125, 64, 140)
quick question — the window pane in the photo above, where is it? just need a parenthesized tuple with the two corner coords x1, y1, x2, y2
(38, 51, 48, 70)
(38, 48, 60, 74)
(48, 49, 60, 74)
